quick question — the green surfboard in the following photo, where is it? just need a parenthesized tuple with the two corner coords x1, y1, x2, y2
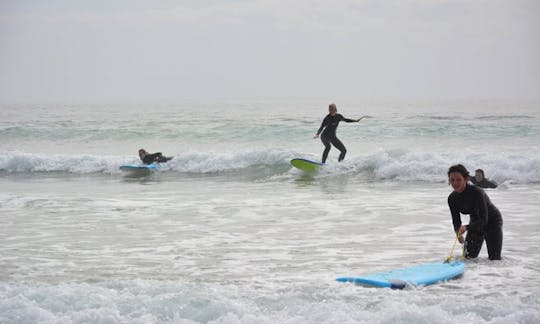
(290, 158, 323, 172)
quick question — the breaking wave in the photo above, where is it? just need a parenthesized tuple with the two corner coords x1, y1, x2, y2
(1, 149, 538, 184)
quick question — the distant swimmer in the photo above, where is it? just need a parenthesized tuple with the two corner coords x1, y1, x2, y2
(470, 168, 498, 189)
(447, 164, 503, 260)
(313, 103, 364, 163)
(138, 149, 173, 165)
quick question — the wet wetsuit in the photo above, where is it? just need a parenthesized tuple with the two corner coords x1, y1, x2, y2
(316, 114, 356, 163)
(471, 177, 498, 189)
(141, 152, 170, 165)
(448, 183, 503, 260)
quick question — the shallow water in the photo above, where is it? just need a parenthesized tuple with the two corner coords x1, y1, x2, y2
(1, 102, 540, 323)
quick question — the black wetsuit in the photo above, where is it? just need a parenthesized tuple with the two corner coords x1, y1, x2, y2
(142, 152, 169, 165)
(316, 114, 356, 163)
(448, 183, 503, 260)
(470, 178, 498, 189)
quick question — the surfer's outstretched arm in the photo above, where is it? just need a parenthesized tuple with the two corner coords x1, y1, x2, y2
(342, 116, 364, 123)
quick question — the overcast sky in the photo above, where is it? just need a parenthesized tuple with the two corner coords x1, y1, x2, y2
(0, 0, 539, 104)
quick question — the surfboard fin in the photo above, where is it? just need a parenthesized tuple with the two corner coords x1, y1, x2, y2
(388, 279, 407, 289)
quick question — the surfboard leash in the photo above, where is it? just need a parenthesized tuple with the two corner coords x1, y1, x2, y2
(444, 232, 461, 263)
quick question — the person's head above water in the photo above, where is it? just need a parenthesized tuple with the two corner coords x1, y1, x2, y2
(329, 103, 337, 116)
(475, 169, 486, 181)
(448, 164, 470, 193)
(138, 149, 148, 159)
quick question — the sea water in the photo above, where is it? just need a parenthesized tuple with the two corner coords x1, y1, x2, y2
(1, 102, 539, 323)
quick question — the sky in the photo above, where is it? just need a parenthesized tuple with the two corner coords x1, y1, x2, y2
(0, 0, 539, 104)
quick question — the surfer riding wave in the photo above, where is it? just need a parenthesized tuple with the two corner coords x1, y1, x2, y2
(313, 103, 363, 163)
(138, 149, 173, 165)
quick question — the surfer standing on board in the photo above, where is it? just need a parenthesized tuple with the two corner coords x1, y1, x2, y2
(313, 103, 363, 163)
(447, 164, 503, 260)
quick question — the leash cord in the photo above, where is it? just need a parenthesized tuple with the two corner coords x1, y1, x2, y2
(445, 232, 460, 262)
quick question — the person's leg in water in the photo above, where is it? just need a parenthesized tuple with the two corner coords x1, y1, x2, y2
(463, 230, 484, 259)
(321, 135, 332, 164)
(485, 220, 503, 260)
(156, 156, 171, 163)
(331, 137, 347, 162)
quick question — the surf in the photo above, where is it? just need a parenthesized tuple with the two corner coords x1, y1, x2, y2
(1, 149, 540, 184)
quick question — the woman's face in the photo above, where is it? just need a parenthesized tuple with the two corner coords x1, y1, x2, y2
(475, 171, 484, 181)
(449, 172, 467, 193)
(329, 105, 337, 116)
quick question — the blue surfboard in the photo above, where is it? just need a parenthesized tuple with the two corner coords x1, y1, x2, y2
(336, 261, 465, 289)
(290, 158, 323, 172)
(119, 163, 159, 171)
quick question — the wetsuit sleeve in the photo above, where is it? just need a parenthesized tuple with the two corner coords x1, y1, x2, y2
(448, 195, 462, 233)
(486, 180, 498, 188)
(316, 115, 330, 135)
(340, 115, 357, 123)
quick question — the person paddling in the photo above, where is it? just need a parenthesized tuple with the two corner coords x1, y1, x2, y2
(471, 168, 498, 188)
(138, 149, 173, 165)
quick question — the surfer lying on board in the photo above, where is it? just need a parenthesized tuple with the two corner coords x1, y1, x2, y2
(313, 103, 363, 163)
(138, 149, 173, 165)
(447, 164, 503, 260)
(471, 168, 498, 189)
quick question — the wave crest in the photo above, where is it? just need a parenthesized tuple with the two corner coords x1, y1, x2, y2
(1, 149, 538, 183)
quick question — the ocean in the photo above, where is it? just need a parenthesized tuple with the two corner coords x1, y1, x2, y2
(1, 102, 539, 323)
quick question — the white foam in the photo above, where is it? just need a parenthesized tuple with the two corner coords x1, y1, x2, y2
(1, 281, 539, 323)
(1, 149, 539, 183)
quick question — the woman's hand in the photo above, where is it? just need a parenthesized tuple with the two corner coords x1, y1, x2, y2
(457, 225, 467, 243)
(313, 134, 319, 139)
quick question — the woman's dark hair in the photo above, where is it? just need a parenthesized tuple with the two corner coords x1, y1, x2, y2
(448, 164, 470, 179)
